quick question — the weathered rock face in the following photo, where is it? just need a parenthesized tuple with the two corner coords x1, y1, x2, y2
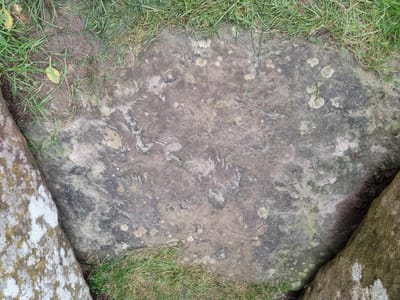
(0, 92, 91, 299)
(302, 172, 400, 299)
(26, 28, 400, 287)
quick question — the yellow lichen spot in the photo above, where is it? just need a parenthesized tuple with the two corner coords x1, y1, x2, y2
(23, 173, 35, 196)
(46, 227, 54, 238)
(0, 157, 7, 166)
(16, 277, 23, 286)
(37, 260, 46, 273)
(0, 195, 8, 210)
(11, 160, 21, 177)
(17, 239, 24, 249)
(6, 226, 17, 242)
(28, 268, 39, 281)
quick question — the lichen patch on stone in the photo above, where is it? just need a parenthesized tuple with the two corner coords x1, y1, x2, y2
(120, 224, 129, 232)
(195, 58, 208, 67)
(257, 207, 268, 219)
(265, 59, 275, 69)
(134, 226, 147, 238)
(351, 259, 389, 300)
(306, 85, 318, 94)
(351, 261, 362, 283)
(307, 58, 319, 67)
(147, 75, 167, 101)
(164, 142, 183, 153)
(330, 96, 344, 108)
(321, 65, 335, 78)
(4, 278, 19, 298)
(308, 94, 325, 109)
(351, 277, 389, 300)
(27, 186, 58, 245)
(184, 158, 215, 177)
(334, 137, 359, 157)
(244, 74, 256, 81)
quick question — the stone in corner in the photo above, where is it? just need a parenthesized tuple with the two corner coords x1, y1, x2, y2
(0, 91, 91, 299)
(302, 172, 400, 299)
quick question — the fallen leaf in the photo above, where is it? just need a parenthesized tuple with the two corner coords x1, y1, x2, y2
(46, 65, 61, 84)
(2, 8, 13, 31)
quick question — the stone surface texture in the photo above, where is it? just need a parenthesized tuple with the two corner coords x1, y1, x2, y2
(26, 27, 400, 288)
(302, 172, 400, 299)
(0, 92, 91, 299)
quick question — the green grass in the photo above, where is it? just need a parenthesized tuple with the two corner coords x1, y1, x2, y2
(0, 0, 52, 123)
(87, 246, 290, 300)
(82, 0, 400, 80)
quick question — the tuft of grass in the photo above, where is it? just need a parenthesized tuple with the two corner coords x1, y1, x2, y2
(82, 0, 400, 81)
(87, 246, 290, 300)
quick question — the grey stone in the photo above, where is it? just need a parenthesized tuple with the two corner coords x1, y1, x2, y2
(0, 92, 91, 299)
(302, 172, 400, 299)
(26, 28, 400, 287)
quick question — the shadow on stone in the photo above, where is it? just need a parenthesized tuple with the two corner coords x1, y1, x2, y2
(333, 157, 400, 252)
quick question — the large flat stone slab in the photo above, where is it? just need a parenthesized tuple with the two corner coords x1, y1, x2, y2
(0, 92, 91, 299)
(302, 172, 400, 299)
(27, 28, 400, 287)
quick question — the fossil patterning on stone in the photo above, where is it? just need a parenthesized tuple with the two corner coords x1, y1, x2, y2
(27, 28, 400, 288)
